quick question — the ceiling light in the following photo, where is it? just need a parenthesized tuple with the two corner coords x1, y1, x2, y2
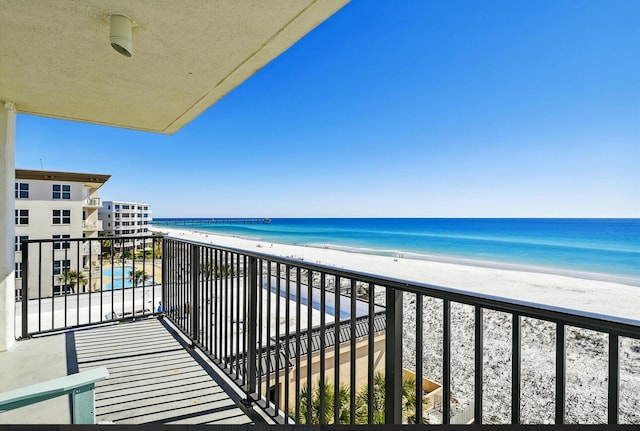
(109, 14, 134, 57)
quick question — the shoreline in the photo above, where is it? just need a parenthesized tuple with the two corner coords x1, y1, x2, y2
(153, 224, 640, 287)
(306, 241, 640, 287)
(153, 226, 640, 321)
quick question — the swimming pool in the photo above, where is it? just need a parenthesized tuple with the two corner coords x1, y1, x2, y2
(102, 267, 133, 279)
(102, 266, 153, 290)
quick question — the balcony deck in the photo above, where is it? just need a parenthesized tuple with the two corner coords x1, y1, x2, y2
(0, 318, 261, 425)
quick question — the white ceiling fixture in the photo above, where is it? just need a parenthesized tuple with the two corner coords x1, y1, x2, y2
(109, 14, 134, 57)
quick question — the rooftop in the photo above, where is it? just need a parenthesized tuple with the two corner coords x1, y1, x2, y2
(15, 169, 111, 187)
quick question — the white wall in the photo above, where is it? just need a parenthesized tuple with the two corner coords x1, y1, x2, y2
(1, 102, 16, 351)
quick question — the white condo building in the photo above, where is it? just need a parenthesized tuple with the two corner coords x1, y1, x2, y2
(14, 169, 110, 299)
(98, 200, 152, 251)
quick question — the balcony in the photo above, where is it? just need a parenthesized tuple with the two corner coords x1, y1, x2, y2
(83, 197, 103, 208)
(5, 235, 640, 425)
(81, 241, 102, 256)
(82, 220, 103, 232)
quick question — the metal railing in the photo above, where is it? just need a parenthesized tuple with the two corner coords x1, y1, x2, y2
(16, 235, 640, 424)
(83, 197, 103, 208)
(81, 220, 103, 231)
(161, 237, 640, 425)
(17, 235, 162, 338)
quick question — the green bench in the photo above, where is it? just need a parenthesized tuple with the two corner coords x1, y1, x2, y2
(0, 367, 109, 424)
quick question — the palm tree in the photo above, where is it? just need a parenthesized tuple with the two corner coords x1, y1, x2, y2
(355, 372, 386, 424)
(100, 232, 114, 258)
(128, 269, 151, 286)
(57, 270, 87, 294)
(296, 380, 350, 424)
(355, 371, 428, 424)
(135, 249, 154, 259)
(153, 236, 163, 258)
(201, 262, 236, 279)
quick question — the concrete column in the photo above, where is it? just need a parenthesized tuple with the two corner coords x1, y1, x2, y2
(0, 101, 16, 351)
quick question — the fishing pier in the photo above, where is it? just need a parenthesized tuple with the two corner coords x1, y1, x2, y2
(153, 218, 271, 226)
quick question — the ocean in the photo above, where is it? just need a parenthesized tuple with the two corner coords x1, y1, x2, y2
(153, 218, 640, 284)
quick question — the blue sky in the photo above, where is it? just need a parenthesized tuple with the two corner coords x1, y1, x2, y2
(15, 0, 640, 218)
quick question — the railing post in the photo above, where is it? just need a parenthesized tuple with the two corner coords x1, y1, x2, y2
(474, 306, 483, 424)
(608, 333, 619, 425)
(161, 237, 167, 317)
(245, 256, 258, 400)
(512, 313, 521, 424)
(190, 244, 199, 345)
(21, 240, 29, 339)
(555, 323, 565, 425)
(385, 287, 402, 424)
(443, 299, 451, 424)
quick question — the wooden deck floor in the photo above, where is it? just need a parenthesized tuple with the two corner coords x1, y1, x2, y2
(1, 318, 261, 425)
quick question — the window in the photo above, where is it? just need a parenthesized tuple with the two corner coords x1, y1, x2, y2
(53, 285, 73, 296)
(15, 209, 29, 225)
(15, 236, 28, 252)
(52, 184, 71, 199)
(53, 260, 70, 276)
(15, 182, 29, 199)
(53, 234, 71, 250)
(15, 262, 22, 279)
(115, 204, 120, 210)
(52, 209, 71, 224)
(15, 288, 22, 301)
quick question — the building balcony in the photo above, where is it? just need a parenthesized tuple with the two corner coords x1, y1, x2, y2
(5, 235, 640, 426)
(81, 241, 102, 257)
(83, 197, 103, 208)
(82, 220, 103, 232)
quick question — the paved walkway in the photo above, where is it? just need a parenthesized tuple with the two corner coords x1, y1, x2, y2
(1, 318, 259, 425)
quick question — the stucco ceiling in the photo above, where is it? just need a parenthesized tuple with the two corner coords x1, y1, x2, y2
(0, 0, 348, 134)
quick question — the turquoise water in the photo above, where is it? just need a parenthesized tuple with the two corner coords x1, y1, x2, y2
(153, 218, 640, 283)
(102, 267, 140, 290)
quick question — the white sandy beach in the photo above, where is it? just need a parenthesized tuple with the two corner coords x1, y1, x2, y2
(154, 226, 640, 322)
(154, 226, 640, 424)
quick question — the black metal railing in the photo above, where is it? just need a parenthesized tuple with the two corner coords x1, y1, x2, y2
(17, 235, 162, 338)
(162, 237, 640, 425)
(16, 234, 640, 424)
